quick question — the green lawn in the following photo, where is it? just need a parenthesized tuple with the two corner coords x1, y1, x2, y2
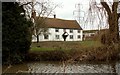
(29, 41, 120, 61)
(30, 47, 55, 51)
(80, 40, 102, 48)
(30, 40, 103, 52)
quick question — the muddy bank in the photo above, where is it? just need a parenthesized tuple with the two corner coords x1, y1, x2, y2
(2, 63, 28, 73)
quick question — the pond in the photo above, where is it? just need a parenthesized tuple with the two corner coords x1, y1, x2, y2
(2, 61, 120, 74)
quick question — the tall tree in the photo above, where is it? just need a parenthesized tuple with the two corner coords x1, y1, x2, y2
(19, 0, 58, 43)
(100, 0, 119, 44)
(88, 0, 119, 44)
(2, 2, 33, 64)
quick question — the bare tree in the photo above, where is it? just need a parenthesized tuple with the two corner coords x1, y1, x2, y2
(18, 0, 58, 43)
(100, 0, 119, 44)
(87, 0, 119, 44)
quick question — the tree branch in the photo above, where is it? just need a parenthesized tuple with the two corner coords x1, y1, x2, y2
(112, 2, 119, 13)
(21, 2, 32, 6)
(100, 1, 111, 16)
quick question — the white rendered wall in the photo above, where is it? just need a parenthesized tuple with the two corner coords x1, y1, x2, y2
(32, 28, 83, 42)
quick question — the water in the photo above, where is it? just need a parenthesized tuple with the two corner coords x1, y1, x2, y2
(27, 62, 111, 73)
(116, 62, 120, 75)
(2, 61, 120, 74)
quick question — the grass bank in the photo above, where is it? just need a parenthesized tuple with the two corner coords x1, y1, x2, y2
(30, 41, 102, 51)
(27, 41, 120, 62)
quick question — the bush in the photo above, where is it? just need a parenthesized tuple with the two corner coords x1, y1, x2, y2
(27, 50, 70, 61)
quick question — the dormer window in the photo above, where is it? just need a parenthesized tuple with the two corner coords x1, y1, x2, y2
(55, 29, 59, 32)
(63, 29, 66, 32)
(70, 29, 73, 33)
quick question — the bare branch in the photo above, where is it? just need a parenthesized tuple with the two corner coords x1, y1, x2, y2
(100, 1, 111, 16)
(112, 2, 119, 13)
(20, 2, 32, 6)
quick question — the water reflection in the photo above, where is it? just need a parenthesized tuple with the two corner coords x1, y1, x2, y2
(2, 61, 120, 74)
(27, 61, 120, 74)
(116, 62, 120, 75)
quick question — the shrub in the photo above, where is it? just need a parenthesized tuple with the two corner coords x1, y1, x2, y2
(27, 50, 70, 61)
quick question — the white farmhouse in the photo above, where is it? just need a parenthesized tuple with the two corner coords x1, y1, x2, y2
(32, 17, 83, 42)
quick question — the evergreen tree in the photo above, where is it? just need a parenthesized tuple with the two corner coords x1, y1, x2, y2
(2, 2, 33, 64)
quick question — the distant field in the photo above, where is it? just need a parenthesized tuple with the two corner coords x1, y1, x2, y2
(30, 41, 103, 52)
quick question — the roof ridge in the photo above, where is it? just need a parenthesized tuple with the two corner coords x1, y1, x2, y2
(36, 16, 82, 30)
(47, 17, 76, 21)
(36, 16, 76, 21)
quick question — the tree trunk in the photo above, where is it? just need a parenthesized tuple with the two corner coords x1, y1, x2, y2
(37, 35, 39, 43)
(112, 2, 119, 43)
(101, 1, 119, 44)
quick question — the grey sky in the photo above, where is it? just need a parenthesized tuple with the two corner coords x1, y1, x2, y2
(51, 0, 120, 30)
(28, 0, 119, 30)
(52, 0, 89, 20)
(49, 0, 92, 30)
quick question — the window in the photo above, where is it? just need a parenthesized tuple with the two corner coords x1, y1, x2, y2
(55, 29, 59, 32)
(56, 35, 59, 39)
(70, 35, 73, 39)
(78, 30, 80, 33)
(91, 34, 95, 36)
(63, 29, 66, 32)
(78, 35, 81, 39)
(44, 34, 49, 39)
(70, 29, 73, 33)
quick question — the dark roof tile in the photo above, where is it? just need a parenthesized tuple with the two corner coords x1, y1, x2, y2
(45, 18, 82, 30)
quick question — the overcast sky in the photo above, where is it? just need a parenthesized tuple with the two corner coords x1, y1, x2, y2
(34, 0, 119, 30)
(51, 0, 100, 30)
(51, 0, 120, 30)
(51, 0, 90, 20)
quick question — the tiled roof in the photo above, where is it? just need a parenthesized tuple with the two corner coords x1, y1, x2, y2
(44, 18, 82, 30)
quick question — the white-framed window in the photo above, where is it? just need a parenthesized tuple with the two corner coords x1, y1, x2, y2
(70, 35, 73, 39)
(78, 30, 80, 33)
(70, 29, 73, 33)
(78, 35, 81, 39)
(63, 29, 66, 32)
(44, 34, 49, 39)
(55, 35, 59, 39)
(55, 29, 59, 32)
